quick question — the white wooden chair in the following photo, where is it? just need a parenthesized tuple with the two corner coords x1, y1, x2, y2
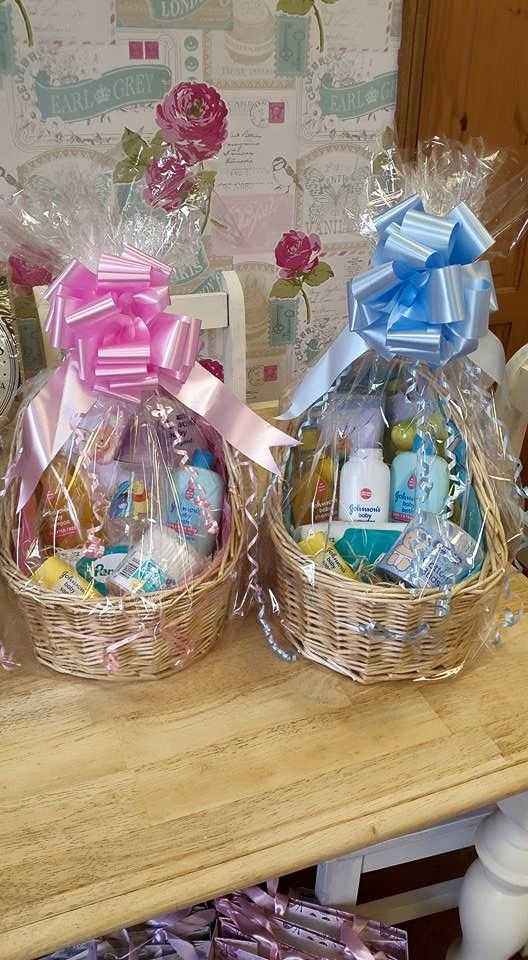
(34, 269, 247, 400)
(316, 345, 528, 957)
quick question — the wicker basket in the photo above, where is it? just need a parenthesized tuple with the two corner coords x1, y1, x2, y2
(264, 384, 509, 684)
(0, 429, 245, 681)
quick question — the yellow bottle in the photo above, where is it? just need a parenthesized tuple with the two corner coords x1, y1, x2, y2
(291, 427, 336, 527)
(31, 556, 96, 598)
(297, 532, 357, 579)
(38, 453, 96, 557)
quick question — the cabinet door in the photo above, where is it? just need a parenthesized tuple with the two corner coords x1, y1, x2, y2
(396, 0, 528, 359)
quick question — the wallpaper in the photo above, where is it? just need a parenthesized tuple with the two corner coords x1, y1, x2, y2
(0, 0, 401, 401)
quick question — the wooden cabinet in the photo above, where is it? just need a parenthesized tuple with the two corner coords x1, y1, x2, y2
(396, 0, 528, 359)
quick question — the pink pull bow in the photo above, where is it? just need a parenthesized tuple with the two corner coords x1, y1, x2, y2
(6, 245, 297, 511)
(43, 245, 196, 403)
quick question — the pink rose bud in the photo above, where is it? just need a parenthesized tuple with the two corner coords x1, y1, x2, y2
(8, 255, 53, 288)
(155, 81, 229, 165)
(143, 152, 195, 212)
(274, 230, 322, 278)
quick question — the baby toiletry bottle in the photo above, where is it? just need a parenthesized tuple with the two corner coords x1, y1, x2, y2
(291, 427, 336, 527)
(390, 436, 449, 523)
(38, 452, 95, 564)
(166, 450, 224, 557)
(338, 448, 390, 523)
(107, 477, 150, 545)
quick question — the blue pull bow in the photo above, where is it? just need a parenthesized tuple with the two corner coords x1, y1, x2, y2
(278, 194, 503, 420)
(348, 194, 498, 366)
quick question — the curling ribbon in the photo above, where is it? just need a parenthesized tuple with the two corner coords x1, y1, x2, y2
(279, 194, 505, 419)
(6, 245, 297, 511)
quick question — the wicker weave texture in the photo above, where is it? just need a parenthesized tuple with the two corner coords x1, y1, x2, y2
(0, 434, 245, 681)
(265, 412, 508, 683)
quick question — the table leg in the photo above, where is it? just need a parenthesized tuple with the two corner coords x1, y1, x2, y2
(315, 855, 364, 906)
(447, 793, 528, 960)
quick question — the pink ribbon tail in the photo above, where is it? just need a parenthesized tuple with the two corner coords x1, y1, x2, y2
(6, 359, 95, 512)
(166, 364, 298, 475)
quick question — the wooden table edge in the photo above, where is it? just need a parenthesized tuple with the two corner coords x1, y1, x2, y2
(5, 759, 528, 960)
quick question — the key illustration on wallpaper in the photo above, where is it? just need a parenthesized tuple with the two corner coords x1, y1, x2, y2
(113, 80, 228, 236)
(276, 0, 339, 54)
(272, 156, 302, 194)
(270, 229, 334, 342)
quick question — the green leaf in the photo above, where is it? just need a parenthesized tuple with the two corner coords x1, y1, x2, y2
(112, 158, 146, 184)
(150, 129, 166, 159)
(121, 127, 150, 164)
(303, 261, 334, 286)
(269, 278, 302, 299)
(381, 125, 394, 150)
(320, 0, 339, 4)
(276, 0, 313, 14)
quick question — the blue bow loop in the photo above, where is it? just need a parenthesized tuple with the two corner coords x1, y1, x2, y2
(348, 194, 497, 367)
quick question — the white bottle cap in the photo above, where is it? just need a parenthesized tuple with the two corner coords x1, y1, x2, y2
(350, 447, 383, 460)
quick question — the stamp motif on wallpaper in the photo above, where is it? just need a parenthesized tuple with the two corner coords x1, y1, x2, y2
(26, 0, 115, 43)
(322, 0, 391, 52)
(7, 40, 173, 149)
(116, 0, 233, 29)
(210, 91, 297, 256)
(203, 0, 294, 90)
(300, 50, 397, 141)
(295, 143, 370, 241)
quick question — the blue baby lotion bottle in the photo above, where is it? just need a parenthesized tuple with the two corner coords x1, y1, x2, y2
(167, 450, 224, 556)
(390, 436, 449, 523)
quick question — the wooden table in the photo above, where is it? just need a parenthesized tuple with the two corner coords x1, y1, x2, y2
(1, 576, 528, 960)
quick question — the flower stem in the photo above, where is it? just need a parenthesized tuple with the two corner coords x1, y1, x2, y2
(201, 190, 212, 235)
(300, 285, 312, 326)
(12, 0, 33, 45)
(313, 2, 324, 53)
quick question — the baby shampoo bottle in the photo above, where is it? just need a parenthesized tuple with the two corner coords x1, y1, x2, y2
(390, 436, 449, 523)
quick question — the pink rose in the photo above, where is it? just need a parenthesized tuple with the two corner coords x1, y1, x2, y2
(274, 230, 322, 278)
(155, 81, 228, 164)
(143, 152, 194, 212)
(8, 255, 52, 287)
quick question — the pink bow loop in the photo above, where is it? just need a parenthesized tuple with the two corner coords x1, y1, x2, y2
(7, 245, 298, 511)
(44, 247, 197, 405)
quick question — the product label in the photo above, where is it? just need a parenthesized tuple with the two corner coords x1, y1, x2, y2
(391, 475, 416, 523)
(345, 501, 383, 523)
(167, 479, 202, 540)
(112, 553, 177, 594)
(76, 547, 129, 595)
(57, 547, 86, 568)
(55, 570, 88, 597)
(379, 527, 467, 589)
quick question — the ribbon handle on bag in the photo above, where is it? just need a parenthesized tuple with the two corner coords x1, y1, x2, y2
(278, 195, 504, 420)
(5, 246, 297, 511)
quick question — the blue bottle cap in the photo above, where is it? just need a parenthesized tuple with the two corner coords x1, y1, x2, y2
(191, 449, 213, 469)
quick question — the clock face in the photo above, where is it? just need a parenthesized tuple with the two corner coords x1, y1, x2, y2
(0, 318, 19, 417)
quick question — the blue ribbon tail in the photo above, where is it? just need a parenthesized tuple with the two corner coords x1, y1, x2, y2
(276, 327, 368, 420)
